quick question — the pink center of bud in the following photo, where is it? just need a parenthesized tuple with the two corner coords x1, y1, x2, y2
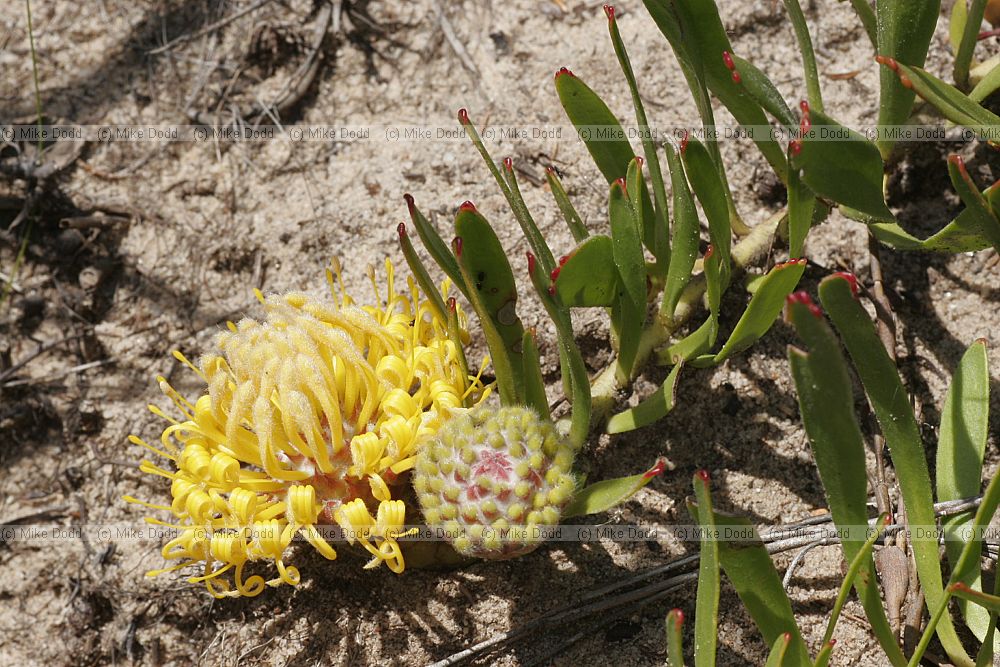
(472, 450, 513, 482)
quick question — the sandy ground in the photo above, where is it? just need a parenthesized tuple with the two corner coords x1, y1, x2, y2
(1, 0, 998, 665)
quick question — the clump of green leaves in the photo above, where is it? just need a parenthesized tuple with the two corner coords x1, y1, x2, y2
(665, 277, 996, 666)
(401, 0, 999, 661)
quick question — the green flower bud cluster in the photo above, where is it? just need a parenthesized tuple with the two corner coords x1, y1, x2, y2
(414, 404, 577, 559)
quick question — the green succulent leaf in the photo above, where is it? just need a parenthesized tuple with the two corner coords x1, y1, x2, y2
(847, 0, 878, 47)
(877, 58, 1000, 130)
(553, 235, 620, 307)
(793, 107, 893, 221)
(665, 609, 685, 667)
(501, 159, 559, 273)
(661, 143, 701, 319)
(682, 136, 732, 284)
(405, 195, 468, 299)
(640, 0, 787, 178)
(823, 515, 891, 651)
(520, 328, 550, 421)
(444, 298, 472, 408)
(662, 317, 715, 364)
(868, 175, 1000, 252)
(950, 0, 969, 55)
(818, 274, 969, 665)
(687, 502, 810, 666)
(911, 471, 1000, 666)
(609, 178, 647, 312)
(813, 640, 836, 667)
(969, 60, 1000, 103)
(786, 293, 905, 665)
(694, 258, 807, 367)
(554, 69, 635, 183)
(937, 339, 991, 639)
(947, 155, 1000, 253)
(545, 168, 589, 243)
(787, 163, 816, 258)
(562, 458, 670, 518)
(730, 54, 796, 129)
(662, 247, 723, 363)
(608, 6, 670, 268)
(453, 206, 525, 403)
(781, 0, 823, 112)
(626, 155, 666, 270)
(955, 0, 988, 88)
(763, 633, 791, 667)
(875, 0, 941, 157)
(458, 110, 557, 274)
(952, 585, 1000, 614)
(454, 206, 524, 348)
(613, 290, 644, 381)
(397, 223, 449, 322)
(607, 361, 683, 434)
(526, 252, 592, 449)
(692, 471, 720, 667)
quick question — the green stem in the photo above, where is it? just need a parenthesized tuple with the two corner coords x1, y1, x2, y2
(559, 211, 783, 431)
(783, 0, 824, 113)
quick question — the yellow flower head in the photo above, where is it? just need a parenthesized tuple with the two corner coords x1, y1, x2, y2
(126, 260, 489, 597)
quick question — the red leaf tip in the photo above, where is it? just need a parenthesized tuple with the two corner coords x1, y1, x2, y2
(447, 296, 457, 311)
(503, 156, 513, 170)
(603, 4, 615, 20)
(704, 244, 715, 259)
(671, 609, 684, 628)
(831, 271, 860, 298)
(453, 236, 463, 257)
(396, 222, 407, 237)
(644, 458, 669, 479)
(786, 291, 823, 319)
(679, 130, 689, 154)
(526, 252, 536, 274)
(694, 469, 710, 482)
(789, 139, 802, 156)
(948, 155, 970, 178)
(459, 200, 477, 212)
(555, 66, 574, 79)
(457, 108, 470, 124)
(549, 266, 562, 282)
(403, 193, 415, 213)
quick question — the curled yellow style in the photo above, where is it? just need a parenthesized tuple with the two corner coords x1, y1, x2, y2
(125, 260, 489, 597)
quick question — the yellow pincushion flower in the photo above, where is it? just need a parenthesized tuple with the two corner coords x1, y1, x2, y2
(126, 260, 489, 597)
